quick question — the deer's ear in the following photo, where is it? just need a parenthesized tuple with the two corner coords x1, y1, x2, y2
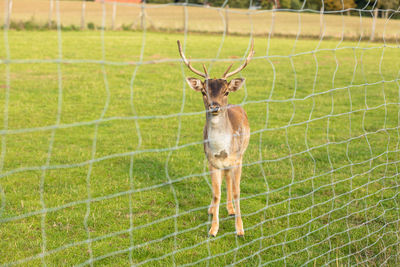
(228, 78, 245, 92)
(186, 78, 203, 92)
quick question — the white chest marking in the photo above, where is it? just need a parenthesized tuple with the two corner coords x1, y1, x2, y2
(207, 116, 231, 158)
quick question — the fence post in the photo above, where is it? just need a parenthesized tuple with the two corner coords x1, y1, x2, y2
(370, 8, 378, 41)
(270, 4, 276, 37)
(225, 5, 229, 35)
(6, 0, 12, 27)
(49, 0, 54, 28)
(81, 0, 86, 30)
(319, 6, 324, 38)
(140, 1, 145, 30)
(182, 5, 185, 32)
(112, 1, 117, 30)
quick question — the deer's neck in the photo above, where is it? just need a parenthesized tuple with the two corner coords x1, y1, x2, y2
(206, 110, 231, 132)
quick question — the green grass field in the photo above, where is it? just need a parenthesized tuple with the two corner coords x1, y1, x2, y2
(0, 29, 400, 266)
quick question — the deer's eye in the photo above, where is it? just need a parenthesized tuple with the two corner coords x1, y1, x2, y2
(202, 92, 206, 96)
(224, 92, 229, 96)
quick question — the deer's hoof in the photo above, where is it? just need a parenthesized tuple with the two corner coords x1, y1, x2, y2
(236, 229, 244, 237)
(209, 227, 219, 237)
(227, 207, 235, 216)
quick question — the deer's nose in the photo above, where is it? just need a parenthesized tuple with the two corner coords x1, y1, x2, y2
(209, 103, 220, 115)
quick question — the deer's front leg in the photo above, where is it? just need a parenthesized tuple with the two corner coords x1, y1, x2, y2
(208, 164, 222, 237)
(232, 162, 244, 236)
(225, 169, 235, 216)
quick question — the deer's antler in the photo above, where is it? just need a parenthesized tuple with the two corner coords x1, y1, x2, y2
(222, 39, 254, 79)
(177, 40, 209, 79)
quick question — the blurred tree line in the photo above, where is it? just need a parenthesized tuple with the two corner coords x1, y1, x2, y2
(145, 0, 399, 14)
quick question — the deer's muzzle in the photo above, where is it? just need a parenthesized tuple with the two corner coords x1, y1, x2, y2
(209, 103, 220, 115)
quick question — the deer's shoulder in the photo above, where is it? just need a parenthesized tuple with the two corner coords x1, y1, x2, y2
(227, 105, 249, 132)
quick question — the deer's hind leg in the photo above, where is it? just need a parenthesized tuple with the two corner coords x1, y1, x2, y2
(225, 169, 235, 216)
(232, 162, 244, 236)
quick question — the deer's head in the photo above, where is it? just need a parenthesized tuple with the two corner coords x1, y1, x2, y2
(177, 40, 254, 116)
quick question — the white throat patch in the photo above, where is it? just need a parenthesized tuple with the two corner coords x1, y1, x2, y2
(208, 114, 231, 158)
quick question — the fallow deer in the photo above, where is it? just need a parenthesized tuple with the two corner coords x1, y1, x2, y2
(177, 40, 253, 237)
